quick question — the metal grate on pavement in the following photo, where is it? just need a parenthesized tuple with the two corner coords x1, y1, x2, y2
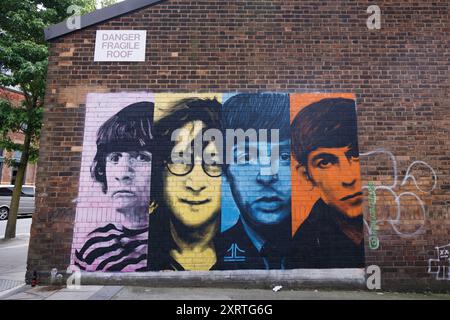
(0, 279, 24, 292)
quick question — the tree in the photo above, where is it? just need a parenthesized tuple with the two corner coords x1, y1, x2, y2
(0, 0, 97, 239)
(97, 0, 121, 9)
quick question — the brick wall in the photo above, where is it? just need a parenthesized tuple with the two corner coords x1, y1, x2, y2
(27, 0, 449, 290)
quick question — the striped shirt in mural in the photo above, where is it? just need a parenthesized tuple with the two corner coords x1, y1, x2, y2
(74, 224, 148, 272)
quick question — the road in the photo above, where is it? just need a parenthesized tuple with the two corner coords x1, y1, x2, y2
(0, 217, 32, 294)
(0, 216, 32, 237)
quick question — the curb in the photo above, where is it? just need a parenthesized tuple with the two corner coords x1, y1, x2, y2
(74, 269, 367, 290)
(0, 284, 28, 300)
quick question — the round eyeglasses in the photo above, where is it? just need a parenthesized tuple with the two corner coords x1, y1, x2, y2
(166, 160, 222, 178)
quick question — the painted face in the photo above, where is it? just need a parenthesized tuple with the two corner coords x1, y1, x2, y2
(105, 150, 152, 213)
(307, 146, 363, 218)
(227, 140, 291, 226)
(163, 121, 221, 229)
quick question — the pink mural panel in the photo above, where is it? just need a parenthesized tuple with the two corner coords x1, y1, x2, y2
(70, 92, 154, 272)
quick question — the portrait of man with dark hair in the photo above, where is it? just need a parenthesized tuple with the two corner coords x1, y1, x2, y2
(288, 97, 365, 269)
(74, 101, 154, 272)
(147, 98, 223, 271)
(216, 93, 292, 270)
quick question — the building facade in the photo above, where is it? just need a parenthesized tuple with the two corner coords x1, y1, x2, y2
(0, 87, 37, 186)
(27, 0, 449, 290)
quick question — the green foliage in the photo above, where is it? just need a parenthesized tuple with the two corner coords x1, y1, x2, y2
(1, 0, 108, 238)
(0, 98, 43, 163)
(0, 0, 95, 165)
(98, 0, 120, 9)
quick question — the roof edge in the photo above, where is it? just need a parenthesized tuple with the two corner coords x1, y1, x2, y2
(44, 0, 165, 41)
(0, 86, 24, 95)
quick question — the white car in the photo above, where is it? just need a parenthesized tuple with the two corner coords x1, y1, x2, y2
(0, 185, 35, 220)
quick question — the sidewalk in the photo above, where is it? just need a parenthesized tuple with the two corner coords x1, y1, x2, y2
(2, 285, 450, 300)
(1, 218, 449, 301)
(0, 233, 30, 296)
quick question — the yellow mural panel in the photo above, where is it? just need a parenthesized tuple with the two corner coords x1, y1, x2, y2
(154, 93, 222, 122)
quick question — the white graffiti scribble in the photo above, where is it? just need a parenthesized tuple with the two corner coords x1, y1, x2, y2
(361, 149, 437, 238)
(427, 243, 450, 280)
(402, 161, 437, 193)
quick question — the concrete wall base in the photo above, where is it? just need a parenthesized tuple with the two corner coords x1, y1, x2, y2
(28, 269, 367, 290)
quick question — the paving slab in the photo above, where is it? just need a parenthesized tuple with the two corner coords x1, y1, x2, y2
(45, 291, 100, 300)
(89, 286, 123, 300)
(111, 287, 450, 300)
(4, 285, 450, 300)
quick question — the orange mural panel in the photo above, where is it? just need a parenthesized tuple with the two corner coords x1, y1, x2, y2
(290, 93, 356, 235)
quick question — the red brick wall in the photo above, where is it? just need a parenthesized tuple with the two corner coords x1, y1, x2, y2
(28, 0, 449, 290)
(0, 87, 24, 104)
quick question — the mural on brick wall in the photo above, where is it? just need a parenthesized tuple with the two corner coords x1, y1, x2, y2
(147, 94, 223, 271)
(216, 93, 292, 270)
(70, 92, 364, 272)
(288, 94, 365, 268)
(71, 92, 154, 272)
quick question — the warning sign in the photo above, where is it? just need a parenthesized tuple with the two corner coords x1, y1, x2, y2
(94, 30, 146, 62)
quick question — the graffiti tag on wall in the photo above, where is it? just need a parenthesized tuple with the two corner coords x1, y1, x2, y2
(367, 182, 379, 250)
(428, 244, 450, 280)
(361, 149, 437, 239)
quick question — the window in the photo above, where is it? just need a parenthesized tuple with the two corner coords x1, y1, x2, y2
(11, 168, 18, 185)
(22, 186, 35, 197)
(10, 165, 27, 186)
(0, 187, 13, 197)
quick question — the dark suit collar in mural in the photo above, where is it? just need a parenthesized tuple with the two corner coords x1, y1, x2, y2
(287, 199, 365, 269)
(215, 217, 291, 270)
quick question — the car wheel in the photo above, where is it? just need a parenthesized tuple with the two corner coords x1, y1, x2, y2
(0, 207, 9, 221)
